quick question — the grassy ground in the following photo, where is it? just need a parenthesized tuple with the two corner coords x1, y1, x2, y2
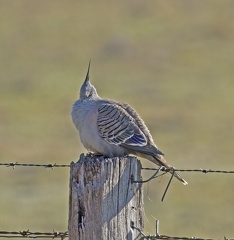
(1, 0, 234, 238)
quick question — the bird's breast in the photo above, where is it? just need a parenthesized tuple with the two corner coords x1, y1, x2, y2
(73, 104, 97, 150)
(72, 100, 127, 157)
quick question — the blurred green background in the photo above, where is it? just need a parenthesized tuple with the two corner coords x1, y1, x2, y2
(1, 0, 234, 238)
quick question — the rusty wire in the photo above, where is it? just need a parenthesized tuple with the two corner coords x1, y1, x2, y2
(0, 162, 70, 169)
(141, 167, 234, 174)
(0, 163, 234, 239)
(132, 220, 234, 240)
(141, 235, 234, 240)
(0, 230, 68, 239)
(1, 162, 233, 174)
(133, 166, 234, 201)
(1, 161, 234, 202)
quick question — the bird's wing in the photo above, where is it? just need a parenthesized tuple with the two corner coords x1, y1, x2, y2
(116, 102, 165, 156)
(97, 103, 147, 146)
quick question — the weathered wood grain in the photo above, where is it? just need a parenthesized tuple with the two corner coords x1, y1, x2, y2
(68, 154, 144, 240)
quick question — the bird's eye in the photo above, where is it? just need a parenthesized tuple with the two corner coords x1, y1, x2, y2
(89, 90, 93, 96)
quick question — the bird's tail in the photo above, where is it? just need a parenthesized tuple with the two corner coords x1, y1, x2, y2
(128, 148, 188, 185)
(173, 172, 188, 185)
(165, 165, 188, 185)
(152, 155, 188, 185)
(136, 152, 187, 185)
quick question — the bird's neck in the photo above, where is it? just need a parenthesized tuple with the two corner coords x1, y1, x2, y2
(71, 99, 97, 130)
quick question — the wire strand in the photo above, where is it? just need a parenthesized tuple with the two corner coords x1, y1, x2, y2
(0, 230, 68, 239)
(1, 162, 234, 174)
(141, 167, 234, 174)
(0, 162, 70, 168)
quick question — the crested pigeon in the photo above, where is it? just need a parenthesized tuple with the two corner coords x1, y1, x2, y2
(71, 62, 188, 185)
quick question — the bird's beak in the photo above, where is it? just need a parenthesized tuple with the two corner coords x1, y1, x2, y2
(84, 60, 91, 83)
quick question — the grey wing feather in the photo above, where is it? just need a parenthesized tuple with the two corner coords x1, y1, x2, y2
(97, 103, 147, 146)
(117, 102, 155, 144)
(116, 102, 165, 156)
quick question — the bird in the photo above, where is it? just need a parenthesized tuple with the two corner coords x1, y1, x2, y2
(71, 62, 188, 185)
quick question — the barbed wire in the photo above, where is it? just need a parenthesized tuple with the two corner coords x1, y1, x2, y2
(142, 167, 234, 174)
(132, 220, 234, 240)
(0, 230, 68, 239)
(1, 161, 234, 201)
(0, 162, 70, 169)
(3, 230, 233, 240)
(132, 166, 234, 201)
(141, 234, 234, 240)
(1, 162, 234, 239)
(1, 161, 233, 201)
(1, 162, 234, 174)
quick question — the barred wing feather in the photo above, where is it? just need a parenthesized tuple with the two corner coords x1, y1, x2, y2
(97, 104, 147, 146)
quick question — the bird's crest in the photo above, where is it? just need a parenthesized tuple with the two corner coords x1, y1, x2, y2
(85, 60, 91, 83)
(79, 60, 99, 100)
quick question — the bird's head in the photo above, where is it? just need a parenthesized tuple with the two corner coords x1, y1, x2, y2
(80, 61, 99, 100)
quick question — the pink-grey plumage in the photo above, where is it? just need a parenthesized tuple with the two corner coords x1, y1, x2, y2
(71, 62, 187, 185)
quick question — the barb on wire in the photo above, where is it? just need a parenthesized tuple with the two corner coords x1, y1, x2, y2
(142, 235, 234, 240)
(1, 162, 234, 174)
(141, 167, 234, 174)
(132, 165, 234, 186)
(132, 166, 166, 184)
(133, 166, 234, 201)
(132, 220, 234, 240)
(132, 166, 176, 201)
(0, 230, 68, 239)
(0, 162, 70, 169)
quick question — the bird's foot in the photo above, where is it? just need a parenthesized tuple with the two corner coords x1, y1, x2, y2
(93, 152, 104, 157)
(87, 152, 105, 157)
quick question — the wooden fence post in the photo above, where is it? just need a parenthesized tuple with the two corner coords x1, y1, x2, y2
(68, 154, 144, 240)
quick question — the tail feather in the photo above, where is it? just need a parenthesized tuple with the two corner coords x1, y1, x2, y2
(170, 169, 188, 185)
(126, 147, 188, 185)
(152, 155, 188, 185)
(136, 152, 188, 185)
